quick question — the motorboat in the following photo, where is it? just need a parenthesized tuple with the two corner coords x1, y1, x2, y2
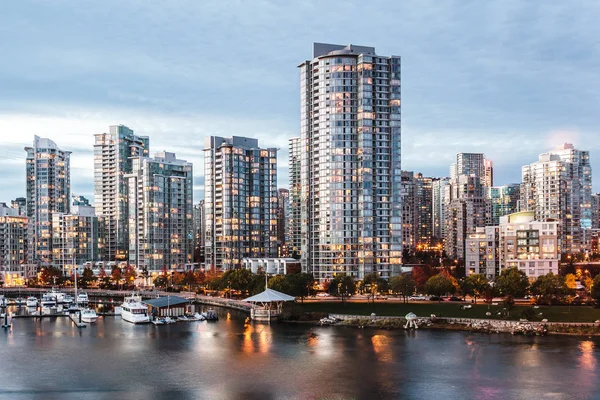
(42, 305, 58, 315)
(194, 312, 206, 321)
(15, 298, 26, 306)
(42, 289, 68, 305)
(177, 315, 189, 322)
(151, 318, 165, 325)
(202, 309, 219, 321)
(7, 298, 16, 306)
(26, 296, 38, 307)
(77, 292, 89, 304)
(120, 294, 150, 324)
(163, 317, 177, 324)
(0, 296, 7, 308)
(80, 308, 98, 324)
(62, 295, 74, 305)
(41, 293, 57, 307)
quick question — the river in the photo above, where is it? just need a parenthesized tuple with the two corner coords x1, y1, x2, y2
(0, 306, 598, 400)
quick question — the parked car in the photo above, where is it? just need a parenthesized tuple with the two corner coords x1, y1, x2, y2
(429, 296, 443, 301)
(408, 295, 427, 301)
(448, 296, 464, 302)
(316, 292, 331, 297)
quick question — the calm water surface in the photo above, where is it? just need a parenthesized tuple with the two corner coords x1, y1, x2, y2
(0, 306, 598, 400)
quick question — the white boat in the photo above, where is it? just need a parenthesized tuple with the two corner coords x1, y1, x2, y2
(62, 295, 74, 305)
(77, 292, 89, 304)
(163, 317, 176, 324)
(194, 312, 206, 321)
(42, 289, 68, 305)
(15, 298, 26, 306)
(202, 309, 219, 321)
(0, 296, 7, 308)
(177, 315, 189, 322)
(80, 308, 98, 324)
(41, 293, 57, 307)
(151, 318, 165, 325)
(26, 296, 38, 307)
(120, 294, 150, 324)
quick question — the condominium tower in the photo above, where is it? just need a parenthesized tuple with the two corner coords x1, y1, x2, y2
(204, 136, 278, 271)
(521, 143, 592, 254)
(288, 137, 302, 258)
(297, 43, 402, 282)
(25, 136, 71, 264)
(126, 151, 193, 271)
(94, 125, 149, 261)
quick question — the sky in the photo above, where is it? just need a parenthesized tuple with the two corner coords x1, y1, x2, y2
(1, 0, 600, 203)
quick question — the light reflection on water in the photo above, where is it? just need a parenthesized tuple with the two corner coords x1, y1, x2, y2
(0, 306, 598, 400)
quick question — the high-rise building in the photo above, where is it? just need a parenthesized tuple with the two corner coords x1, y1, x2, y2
(445, 159, 490, 261)
(401, 171, 416, 251)
(11, 198, 26, 216)
(592, 194, 599, 230)
(520, 143, 592, 254)
(193, 200, 206, 264)
(126, 151, 193, 272)
(204, 136, 277, 271)
(25, 136, 71, 265)
(52, 196, 104, 273)
(415, 173, 433, 248)
(488, 184, 520, 225)
(276, 189, 290, 257)
(94, 125, 149, 261)
(288, 137, 302, 258)
(299, 43, 402, 282)
(432, 177, 450, 242)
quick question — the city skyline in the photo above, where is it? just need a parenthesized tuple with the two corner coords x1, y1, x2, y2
(2, 1, 600, 203)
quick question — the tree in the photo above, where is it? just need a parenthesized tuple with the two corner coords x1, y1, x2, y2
(424, 273, 455, 301)
(564, 273, 577, 290)
(390, 274, 416, 303)
(123, 265, 136, 286)
(285, 273, 315, 303)
(328, 275, 356, 304)
(531, 272, 567, 305)
(412, 265, 435, 292)
(494, 267, 529, 298)
(111, 267, 122, 288)
(268, 275, 289, 294)
(591, 275, 600, 305)
(80, 267, 95, 288)
(462, 274, 490, 304)
(363, 273, 379, 303)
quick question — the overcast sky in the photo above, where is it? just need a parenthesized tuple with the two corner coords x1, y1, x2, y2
(1, 0, 599, 203)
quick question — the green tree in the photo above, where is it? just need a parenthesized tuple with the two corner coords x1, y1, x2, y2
(363, 272, 379, 303)
(328, 275, 356, 304)
(590, 274, 600, 305)
(424, 273, 455, 301)
(228, 268, 253, 295)
(494, 267, 529, 298)
(285, 273, 315, 302)
(531, 272, 567, 305)
(390, 274, 416, 303)
(268, 275, 290, 294)
(462, 274, 490, 304)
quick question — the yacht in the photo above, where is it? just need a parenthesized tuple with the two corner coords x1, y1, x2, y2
(77, 292, 89, 304)
(80, 308, 98, 324)
(0, 296, 7, 308)
(41, 293, 57, 307)
(62, 295, 74, 306)
(120, 294, 149, 324)
(202, 309, 219, 321)
(26, 296, 38, 307)
(42, 289, 68, 305)
(15, 298, 26, 306)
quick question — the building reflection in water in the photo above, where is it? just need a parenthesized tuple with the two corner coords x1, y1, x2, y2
(371, 334, 392, 363)
(579, 340, 596, 370)
(241, 322, 271, 354)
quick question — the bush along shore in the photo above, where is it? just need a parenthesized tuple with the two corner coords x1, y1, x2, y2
(279, 309, 600, 336)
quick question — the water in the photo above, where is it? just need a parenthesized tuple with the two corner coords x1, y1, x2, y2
(0, 306, 598, 400)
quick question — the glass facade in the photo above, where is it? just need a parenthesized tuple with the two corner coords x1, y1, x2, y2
(126, 152, 193, 272)
(488, 184, 520, 225)
(521, 144, 592, 254)
(204, 136, 277, 271)
(94, 125, 149, 261)
(25, 136, 71, 265)
(299, 43, 402, 282)
(288, 137, 302, 257)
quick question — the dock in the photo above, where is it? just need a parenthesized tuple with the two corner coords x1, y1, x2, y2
(69, 312, 86, 328)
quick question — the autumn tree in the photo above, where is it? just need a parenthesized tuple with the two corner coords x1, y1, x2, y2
(424, 273, 455, 301)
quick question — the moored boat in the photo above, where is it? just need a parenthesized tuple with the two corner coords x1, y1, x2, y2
(26, 296, 38, 307)
(120, 294, 150, 324)
(80, 308, 98, 324)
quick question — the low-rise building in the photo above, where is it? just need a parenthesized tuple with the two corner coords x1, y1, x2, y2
(465, 226, 499, 279)
(241, 258, 301, 275)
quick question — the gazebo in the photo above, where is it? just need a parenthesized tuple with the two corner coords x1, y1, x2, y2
(243, 288, 296, 322)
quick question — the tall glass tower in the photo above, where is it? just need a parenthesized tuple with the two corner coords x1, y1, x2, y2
(25, 136, 71, 265)
(298, 43, 402, 283)
(94, 125, 149, 261)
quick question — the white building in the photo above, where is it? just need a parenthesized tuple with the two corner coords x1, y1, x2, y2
(520, 143, 592, 254)
(465, 226, 499, 280)
(0, 203, 35, 286)
(499, 211, 559, 278)
(241, 258, 301, 275)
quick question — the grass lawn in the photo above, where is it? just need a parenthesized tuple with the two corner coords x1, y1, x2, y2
(289, 301, 600, 323)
